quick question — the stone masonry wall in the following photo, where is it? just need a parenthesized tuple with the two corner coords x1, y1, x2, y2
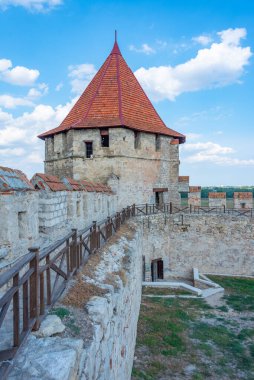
(234, 192, 253, 209)
(141, 213, 254, 279)
(0, 189, 117, 269)
(0, 191, 39, 266)
(8, 222, 143, 380)
(44, 128, 181, 207)
(208, 193, 226, 207)
(80, 223, 142, 380)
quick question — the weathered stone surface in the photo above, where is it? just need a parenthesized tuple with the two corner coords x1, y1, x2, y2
(0, 247, 9, 259)
(44, 127, 181, 208)
(141, 214, 254, 279)
(34, 315, 66, 337)
(8, 336, 83, 380)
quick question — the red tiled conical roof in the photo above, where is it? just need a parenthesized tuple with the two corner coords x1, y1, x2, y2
(38, 40, 185, 143)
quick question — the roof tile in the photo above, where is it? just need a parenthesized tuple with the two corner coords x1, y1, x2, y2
(38, 41, 185, 143)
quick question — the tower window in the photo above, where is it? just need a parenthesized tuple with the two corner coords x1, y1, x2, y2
(84, 141, 93, 158)
(155, 134, 161, 151)
(100, 129, 109, 147)
(134, 131, 141, 149)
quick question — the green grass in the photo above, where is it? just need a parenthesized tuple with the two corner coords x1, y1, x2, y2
(208, 276, 254, 312)
(49, 307, 70, 319)
(133, 277, 254, 380)
(142, 286, 193, 296)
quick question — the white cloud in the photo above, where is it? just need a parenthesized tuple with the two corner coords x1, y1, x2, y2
(186, 133, 202, 141)
(0, 96, 77, 176)
(183, 142, 234, 155)
(55, 82, 63, 91)
(129, 43, 156, 55)
(68, 64, 97, 95)
(0, 147, 25, 156)
(27, 83, 48, 99)
(0, 58, 12, 71)
(0, 0, 62, 12)
(182, 141, 254, 166)
(0, 94, 34, 108)
(192, 35, 212, 46)
(135, 28, 252, 101)
(0, 58, 40, 86)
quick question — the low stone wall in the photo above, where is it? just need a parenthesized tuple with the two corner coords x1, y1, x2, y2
(141, 213, 254, 279)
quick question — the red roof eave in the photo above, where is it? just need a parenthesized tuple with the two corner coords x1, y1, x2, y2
(38, 124, 185, 143)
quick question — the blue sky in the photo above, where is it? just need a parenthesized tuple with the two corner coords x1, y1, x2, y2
(0, 0, 253, 185)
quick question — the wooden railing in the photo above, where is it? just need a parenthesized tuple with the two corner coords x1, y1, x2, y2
(0, 205, 135, 379)
(0, 201, 253, 377)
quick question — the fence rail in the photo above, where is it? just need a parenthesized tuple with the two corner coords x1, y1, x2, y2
(134, 203, 254, 218)
(0, 205, 136, 379)
(0, 201, 253, 378)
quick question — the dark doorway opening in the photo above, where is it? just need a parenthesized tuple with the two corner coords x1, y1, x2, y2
(142, 256, 146, 281)
(155, 192, 163, 207)
(151, 259, 164, 281)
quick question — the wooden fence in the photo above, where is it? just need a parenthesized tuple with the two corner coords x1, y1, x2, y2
(0, 201, 253, 377)
(0, 205, 135, 379)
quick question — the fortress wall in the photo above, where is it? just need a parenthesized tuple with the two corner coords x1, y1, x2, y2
(79, 223, 143, 380)
(208, 192, 227, 207)
(141, 214, 254, 279)
(44, 128, 181, 208)
(0, 189, 117, 268)
(234, 192, 253, 209)
(0, 191, 39, 266)
(7, 222, 143, 380)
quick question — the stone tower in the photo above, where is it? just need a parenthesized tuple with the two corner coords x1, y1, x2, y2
(38, 37, 185, 207)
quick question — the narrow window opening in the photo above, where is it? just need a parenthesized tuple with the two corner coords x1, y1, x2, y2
(18, 212, 27, 239)
(63, 133, 67, 153)
(101, 129, 109, 147)
(241, 202, 246, 209)
(155, 134, 161, 151)
(84, 141, 93, 158)
(76, 201, 81, 217)
(134, 131, 141, 149)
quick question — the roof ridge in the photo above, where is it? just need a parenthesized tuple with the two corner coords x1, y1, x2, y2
(116, 52, 124, 125)
(77, 54, 113, 127)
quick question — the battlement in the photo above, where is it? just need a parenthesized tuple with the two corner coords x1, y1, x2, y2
(0, 167, 117, 267)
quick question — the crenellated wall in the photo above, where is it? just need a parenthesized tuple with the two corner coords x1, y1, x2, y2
(0, 187, 117, 268)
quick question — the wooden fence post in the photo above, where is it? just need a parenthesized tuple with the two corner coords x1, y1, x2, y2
(28, 247, 40, 331)
(72, 229, 78, 270)
(170, 202, 173, 214)
(145, 203, 148, 215)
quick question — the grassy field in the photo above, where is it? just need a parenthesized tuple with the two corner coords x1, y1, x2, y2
(132, 277, 254, 380)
